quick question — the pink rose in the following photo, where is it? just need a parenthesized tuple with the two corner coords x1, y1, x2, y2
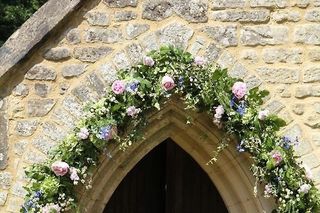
(112, 80, 125, 95)
(143, 56, 155, 67)
(194, 56, 206, 66)
(69, 167, 80, 181)
(161, 76, 175, 91)
(232, 82, 247, 99)
(271, 150, 282, 166)
(51, 161, 69, 176)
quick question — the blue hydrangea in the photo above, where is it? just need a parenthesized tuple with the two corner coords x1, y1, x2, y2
(98, 126, 112, 141)
(236, 102, 246, 116)
(126, 81, 139, 93)
(178, 76, 184, 87)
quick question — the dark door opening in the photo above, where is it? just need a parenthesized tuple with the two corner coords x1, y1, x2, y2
(104, 138, 228, 213)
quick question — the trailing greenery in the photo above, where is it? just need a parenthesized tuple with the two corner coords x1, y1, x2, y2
(22, 46, 320, 213)
(0, 0, 47, 46)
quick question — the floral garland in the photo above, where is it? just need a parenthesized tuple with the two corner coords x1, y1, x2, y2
(22, 46, 320, 213)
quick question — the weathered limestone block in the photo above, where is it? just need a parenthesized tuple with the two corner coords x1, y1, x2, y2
(59, 82, 70, 95)
(14, 120, 38, 136)
(305, 113, 320, 128)
(271, 10, 301, 22)
(174, 0, 208, 23)
(294, 24, 320, 45)
(23, 149, 47, 164)
(276, 85, 291, 98)
(157, 23, 194, 49)
(188, 36, 206, 55)
(241, 49, 258, 63)
(13, 140, 28, 156)
(140, 33, 159, 52)
(43, 47, 71, 61)
(241, 26, 288, 46)
(0, 191, 7, 206)
(84, 11, 111, 26)
(72, 85, 98, 103)
(74, 46, 113, 62)
(202, 25, 237, 47)
(305, 9, 320, 22)
(295, 85, 320, 98)
(308, 48, 320, 61)
(250, 0, 289, 8)
(211, 9, 269, 23)
(228, 62, 248, 78)
(0, 172, 12, 189)
(256, 67, 299, 83)
(0, 113, 7, 169)
(41, 122, 67, 142)
(85, 28, 122, 43)
(62, 64, 87, 78)
(32, 136, 57, 154)
(292, 0, 310, 7)
(125, 43, 143, 65)
(302, 153, 320, 169)
(262, 48, 303, 64)
(10, 182, 26, 197)
(264, 100, 285, 114)
(113, 51, 131, 70)
(303, 67, 320, 83)
(12, 83, 29, 97)
(292, 103, 305, 115)
(211, 0, 245, 9)
(34, 83, 50, 98)
(87, 73, 106, 96)
(98, 63, 117, 85)
(126, 23, 150, 39)
(114, 11, 137, 21)
(217, 51, 236, 69)
(51, 108, 77, 129)
(25, 64, 56, 81)
(103, 0, 138, 8)
(244, 75, 262, 89)
(204, 43, 221, 62)
(142, 0, 173, 21)
(27, 99, 56, 117)
(66, 29, 81, 44)
(62, 96, 83, 118)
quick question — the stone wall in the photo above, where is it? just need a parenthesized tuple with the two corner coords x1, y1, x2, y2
(0, 0, 319, 211)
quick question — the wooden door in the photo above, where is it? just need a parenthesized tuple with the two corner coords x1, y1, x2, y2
(104, 139, 228, 213)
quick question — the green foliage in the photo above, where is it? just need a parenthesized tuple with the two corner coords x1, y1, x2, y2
(0, 0, 47, 45)
(22, 46, 320, 213)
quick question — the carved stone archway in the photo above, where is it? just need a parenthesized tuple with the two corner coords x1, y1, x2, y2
(79, 100, 275, 213)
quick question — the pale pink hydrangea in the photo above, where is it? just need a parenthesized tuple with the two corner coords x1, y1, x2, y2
(42, 203, 61, 213)
(214, 105, 225, 119)
(69, 167, 80, 181)
(264, 183, 273, 197)
(232, 82, 247, 99)
(271, 150, 283, 166)
(51, 161, 69, 176)
(258, 109, 269, 120)
(194, 56, 206, 66)
(112, 80, 126, 95)
(298, 183, 311, 194)
(161, 76, 175, 91)
(77, 127, 89, 140)
(143, 56, 155, 67)
(126, 106, 141, 117)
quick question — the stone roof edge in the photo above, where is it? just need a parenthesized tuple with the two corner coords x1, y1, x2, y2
(0, 0, 83, 79)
